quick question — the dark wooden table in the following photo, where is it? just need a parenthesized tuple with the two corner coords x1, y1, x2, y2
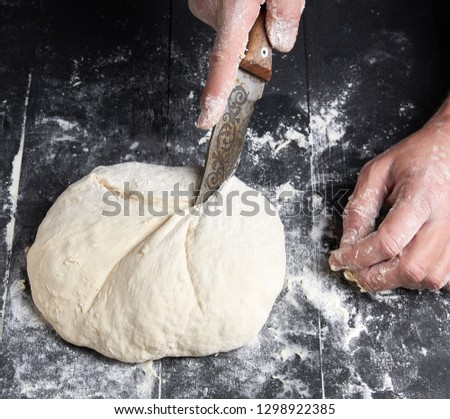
(1, 0, 449, 398)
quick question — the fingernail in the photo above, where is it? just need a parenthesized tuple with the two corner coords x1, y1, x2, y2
(267, 18, 298, 52)
(196, 95, 227, 130)
(195, 112, 212, 130)
(329, 249, 344, 270)
(329, 262, 341, 272)
(329, 257, 342, 272)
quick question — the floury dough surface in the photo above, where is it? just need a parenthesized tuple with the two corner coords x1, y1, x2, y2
(27, 163, 286, 363)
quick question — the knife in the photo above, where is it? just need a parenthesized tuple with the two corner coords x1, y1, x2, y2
(196, 8, 272, 204)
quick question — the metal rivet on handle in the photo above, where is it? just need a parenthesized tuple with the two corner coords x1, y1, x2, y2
(261, 47, 269, 58)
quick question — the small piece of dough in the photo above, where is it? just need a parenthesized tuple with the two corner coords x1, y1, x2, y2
(27, 163, 286, 362)
(343, 269, 367, 292)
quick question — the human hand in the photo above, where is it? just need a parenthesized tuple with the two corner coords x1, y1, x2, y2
(189, 0, 305, 130)
(329, 97, 450, 292)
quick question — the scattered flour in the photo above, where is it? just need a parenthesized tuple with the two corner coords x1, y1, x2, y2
(129, 141, 139, 150)
(309, 92, 351, 149)
(198, 129, 212, 145)
(136, 361, 160, 397)
(1, 73, 32, 344)
(38, 117, 79, 132)
(286, 269, 355, 329)
(284, 126, 309, 149)
(272, 374, 311, 398)
(275, 181, 297, 201)
(309, 216, 327, 242)
(246, 87, 351, 159)
(398, 100, 415, 117)
(277, 342, 317, 368)
(247, 125, 309, 157)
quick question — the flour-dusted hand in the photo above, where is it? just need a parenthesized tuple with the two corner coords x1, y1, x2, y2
(329, 96, 450, 292)
(189, 0, 305, 130)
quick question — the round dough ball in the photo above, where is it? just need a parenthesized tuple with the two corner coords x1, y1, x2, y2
(27, 163, 286, 362)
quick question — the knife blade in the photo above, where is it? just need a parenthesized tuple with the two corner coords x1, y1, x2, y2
(196, 8, 272, 204)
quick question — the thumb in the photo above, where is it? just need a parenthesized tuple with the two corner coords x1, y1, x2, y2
(196, 0, 262, 130)
(266, 0, 305, 52)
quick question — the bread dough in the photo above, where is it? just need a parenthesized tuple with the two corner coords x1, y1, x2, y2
(27, 163, 286, 362)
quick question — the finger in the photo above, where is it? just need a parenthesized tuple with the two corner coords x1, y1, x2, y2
(196, 0, 262, 130)
(266, 0, 305, 52)
(425, 241, 450, 290)
(329, 160, 390, 271)
(330, 187, 431, 271)
(340, 160, 392, 247)
(353, 258, 400, 292)
(188, 0, 218, 28)
(340, 189, 384, 247)
(355, 221, 450, 291)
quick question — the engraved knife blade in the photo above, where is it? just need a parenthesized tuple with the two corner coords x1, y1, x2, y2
(196, 8, 272, 204)
(196, 70, 265, 204)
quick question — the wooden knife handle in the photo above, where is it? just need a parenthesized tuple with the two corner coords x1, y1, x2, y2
(240, 8, 272, 81)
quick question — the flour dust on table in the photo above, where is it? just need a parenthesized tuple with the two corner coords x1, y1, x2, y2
(27, 163, 286, 362)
